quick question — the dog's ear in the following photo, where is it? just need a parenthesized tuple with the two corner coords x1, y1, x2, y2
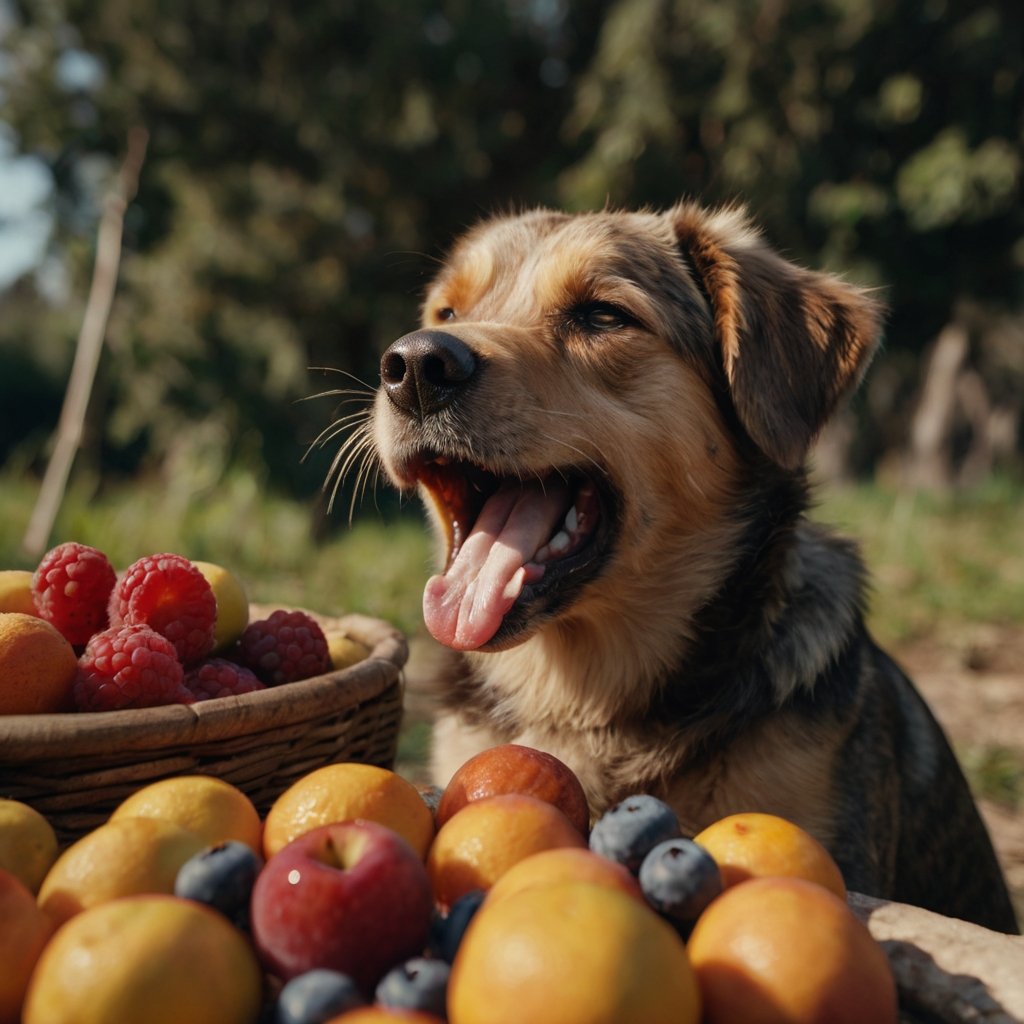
(672, 202, 884, 470)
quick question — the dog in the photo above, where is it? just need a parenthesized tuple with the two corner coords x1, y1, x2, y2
(362, 200, 1017, 933)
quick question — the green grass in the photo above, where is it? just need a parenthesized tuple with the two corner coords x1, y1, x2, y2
(812, 477, 1024, 647)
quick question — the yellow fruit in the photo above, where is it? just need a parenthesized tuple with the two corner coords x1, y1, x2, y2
(448, 880, 701, 1024)
(693, 811, 846, 899)
(263, 762, 435, 860)
(0, 570, 36, 615)
(0, 612, 77, 714)
(192, 560, 249, 652)
(110, 775, 261, 853)
(0, 798, 58, 894)
(326, 630, 371, 671)
(0, 868, 54, 1024)
(37, 816, 207, 926)
(484, 846, 644, 907)
(427, 793, 587, 910)
(687, 876, 897, 1024)
(22, 894, 263, 1024)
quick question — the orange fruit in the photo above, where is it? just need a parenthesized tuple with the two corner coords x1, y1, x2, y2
(693, 812, 846, 898)
(263, 762, 435, 860)
(0, 797, 59, 894)
(22, 894, 263, 1024)
(37, 816, 207, 926)
(436, 743, 591, 834)
(484, 846, 643, 907)
(328, 1012, 444, 1024)
(687, 876, 897, 1024)
(448, 880, 701, 1024)
(110, 775, 262, 853)
(427, 792, 587, 909)
(0, 868, 53, 1024)
(0, 570, 36, 615)
(0, 612, 77, 714)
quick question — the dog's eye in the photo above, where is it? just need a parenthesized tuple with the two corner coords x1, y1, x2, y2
(436, 307, 456, 322)
(570, 302, 636, 334)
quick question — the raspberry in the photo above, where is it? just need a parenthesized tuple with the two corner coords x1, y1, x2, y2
(184, 658, 266, 701)
(237, 609, 330, 685)
(32, 542, 117, 646)
(73, 623, 191, 711)
(109, 553, 216, 664)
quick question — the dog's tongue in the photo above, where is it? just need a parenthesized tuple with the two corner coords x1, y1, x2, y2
(423, 477, 570, 651)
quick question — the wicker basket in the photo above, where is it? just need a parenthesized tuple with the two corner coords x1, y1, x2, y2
(0, 609, 408, 845)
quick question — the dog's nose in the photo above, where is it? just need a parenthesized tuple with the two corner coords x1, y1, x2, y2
(380, 330, 477, 417)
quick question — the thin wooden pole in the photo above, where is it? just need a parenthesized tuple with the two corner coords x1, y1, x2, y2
(22, 126, 148, 558)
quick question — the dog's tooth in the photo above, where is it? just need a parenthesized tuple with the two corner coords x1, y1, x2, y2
(564, 506, 578, 533)
(548, 530, 570, 554)
(534, 544, 550, 563)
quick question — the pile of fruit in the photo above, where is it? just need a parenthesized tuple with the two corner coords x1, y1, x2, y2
(0, 742, 899, 1024)
(0, 543, 370, 716)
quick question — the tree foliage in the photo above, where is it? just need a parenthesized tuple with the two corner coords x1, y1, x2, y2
(0, 0, 1020, 497)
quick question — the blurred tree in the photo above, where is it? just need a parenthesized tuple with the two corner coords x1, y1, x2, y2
(0, 0, 1020, 499)
(0, 0, 603, 502)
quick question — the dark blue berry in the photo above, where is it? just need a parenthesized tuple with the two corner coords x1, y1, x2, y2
(173, 840, 263, 929)
(428, 888, 486, 963)
(588, 794, 682, 874)
(274, 969, 364, 1024)
(375, 957, 450, 1018)
(638, 838, 723, 930)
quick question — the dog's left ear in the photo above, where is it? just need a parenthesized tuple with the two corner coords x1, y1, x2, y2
(673, 202, 885, 470)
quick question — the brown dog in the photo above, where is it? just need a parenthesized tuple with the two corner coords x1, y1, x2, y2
(364, 201, 1017, 932)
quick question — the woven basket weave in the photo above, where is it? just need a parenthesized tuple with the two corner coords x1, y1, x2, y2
(0, 609, 407, 845)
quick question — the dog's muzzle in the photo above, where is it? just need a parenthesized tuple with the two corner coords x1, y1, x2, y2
(380, 329, 477, 419)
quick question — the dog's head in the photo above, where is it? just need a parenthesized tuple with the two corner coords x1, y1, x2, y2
(371, 203, 883, 656)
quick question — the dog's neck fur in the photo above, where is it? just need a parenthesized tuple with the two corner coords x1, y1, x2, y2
(430, 466, 867, 784)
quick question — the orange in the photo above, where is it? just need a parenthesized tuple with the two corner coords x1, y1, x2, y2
(0, 797, 59, 894)
(0, 570, 36, 615)
(37, 816, 207, 926)
(110, 774, 262, 853)
(0, 868, 53, 1024)
(192, 561, 249, 653)
(263, 762, 435, 860)
(484, 846, 643, 907)
(22, 894, 263, 1024)
(426, 792, 587, 909)
(693, 812, 846, 898)
(687, 876, 897, 1024)
(328, 1012, 444, 1024)
(448, 880, 701, 1024)
(0, 612, 77, 714)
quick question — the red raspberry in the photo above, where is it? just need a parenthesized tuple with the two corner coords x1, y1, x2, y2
(109, 553, 216, 664)
(32, 541, 117, 646)
(237, 609, 330, 685)
(184, 658, 266, 701)
(73, 623, 191, 711)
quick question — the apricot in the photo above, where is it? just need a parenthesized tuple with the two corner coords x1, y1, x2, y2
(687, 876, 897, 1024)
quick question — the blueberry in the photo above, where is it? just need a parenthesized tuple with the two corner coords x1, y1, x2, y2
(375, 957, 450, 1018)
(588, 794, 682, 874)
(427, 888, 485, 964)
(638, 838, 723, 930)
(274, 969, 364, 1024)
(173, 840, 263, 928)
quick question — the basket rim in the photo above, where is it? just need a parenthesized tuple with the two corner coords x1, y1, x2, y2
(0, 610, 407, 762)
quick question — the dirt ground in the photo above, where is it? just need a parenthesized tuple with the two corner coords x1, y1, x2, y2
(891, 624, 1024, 922)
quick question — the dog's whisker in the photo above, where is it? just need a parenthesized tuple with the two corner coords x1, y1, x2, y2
(306, 366, 378, 391)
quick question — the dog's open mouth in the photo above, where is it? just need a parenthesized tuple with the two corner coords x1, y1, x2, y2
(408, 455, 615, 651)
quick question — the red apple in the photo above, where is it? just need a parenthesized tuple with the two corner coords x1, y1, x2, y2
(250, 820, 432, 992)
(436, 743, 591, 835)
